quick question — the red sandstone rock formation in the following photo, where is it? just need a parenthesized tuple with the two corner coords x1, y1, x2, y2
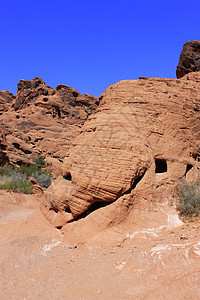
(1, 43, 200, 298)
(28, 177, 44, 195)
(0, 78, 98, 176)
(42, 72, 200, 243)
(176, 40, 200, 78)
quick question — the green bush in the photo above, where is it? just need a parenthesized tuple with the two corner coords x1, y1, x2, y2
(2, 178, 33, 194)
(19, 164, 50, 177)
(174, 178, 200, 218)
(0, 165, 15, 176)
(0, 162, 52, 194)
(34, 153, 46, 167)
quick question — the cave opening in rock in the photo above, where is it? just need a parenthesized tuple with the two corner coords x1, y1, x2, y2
(63, 172, 72, 181)
(65, 206, 71, 213)
(155, 159, 167, 173)
(185, 163, 193, 175)
(192, 153, 200, 162)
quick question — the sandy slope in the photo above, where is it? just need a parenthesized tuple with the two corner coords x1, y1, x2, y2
(0, 192, 200, 299)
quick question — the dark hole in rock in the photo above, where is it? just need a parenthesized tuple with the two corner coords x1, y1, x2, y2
(12, 142, 32, 154)
(63, 173, 72, 181)
(56, 226, 62, 230)
(43, 97, 48, 102)
(0, 143, 6, 150)
(52, 105, 61, 118)
(16, 115, 20, 119)
(24, 149, 32, 154)
(65, 206, 71, 213)
(50, 207, 59, 213)
(185, 163, 193, 175)
(192, 153, 200, 161)
(155, 159, 167, 173)
(16, 160, 28, 166)
(72, 91, 79, 98)
(34, 137, 44, 142)
(13, 142, 20, 149)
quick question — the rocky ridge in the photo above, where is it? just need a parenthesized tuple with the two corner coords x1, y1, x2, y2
(0, 78, 98, 176)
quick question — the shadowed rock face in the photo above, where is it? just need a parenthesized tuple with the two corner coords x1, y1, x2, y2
(42, 73, 200, 231)
(176, 40, 200, 78)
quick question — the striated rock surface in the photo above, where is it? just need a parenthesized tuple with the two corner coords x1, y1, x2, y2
(0, 78, 98, 175)
(42, 72, 200, 243)
(176, 40, 200, 78)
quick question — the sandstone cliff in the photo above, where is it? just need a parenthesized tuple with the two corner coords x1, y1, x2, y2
(42, 72, 200, 243)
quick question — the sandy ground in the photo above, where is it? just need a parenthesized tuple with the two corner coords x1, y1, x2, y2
(0, 192, 200, 299)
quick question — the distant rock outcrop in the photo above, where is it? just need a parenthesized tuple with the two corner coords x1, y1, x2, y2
(176, 40, 200, 78)
(0, 78, 98, 176)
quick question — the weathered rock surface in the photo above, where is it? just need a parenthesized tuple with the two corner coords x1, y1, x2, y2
(0, 78, 98, 175)
(1, 195, 200, 299)
(176, 40, 200, 78)
(42, 72, 200, 243)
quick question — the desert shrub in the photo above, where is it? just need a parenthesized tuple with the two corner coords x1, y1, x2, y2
(20, 164, 50, 176)
(0, 165, 15, 176)
(19, 164, 41, 177)
(0, 177, 33, 194)
(0, 176, 8, 189)
(174, 178, 200, 218)
(6, 172, 27, 181)
(0, 162, 52, 194)
(34, 153, 46, 167)
(31, 171, 51, 188)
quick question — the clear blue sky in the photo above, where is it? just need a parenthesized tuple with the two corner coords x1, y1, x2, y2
(0, 0, 199, 97)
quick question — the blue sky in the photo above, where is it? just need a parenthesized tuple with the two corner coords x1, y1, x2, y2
(0, 0, 199, 97)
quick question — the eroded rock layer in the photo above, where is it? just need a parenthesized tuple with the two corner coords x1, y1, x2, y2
(42, 73, 200, 239)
